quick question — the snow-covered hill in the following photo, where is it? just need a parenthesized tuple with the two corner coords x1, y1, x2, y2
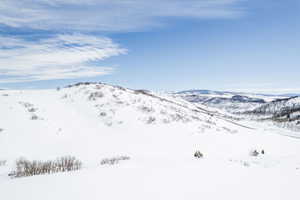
(172, 90, 276, 113)
(0, 82, 253, 165)
(249, 96, 300, 116)
(173, 89, 300, 131)
(245, 96, 300, 130)
(1, 83, 300, 200)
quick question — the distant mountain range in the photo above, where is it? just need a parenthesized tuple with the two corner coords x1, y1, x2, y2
(172, 90, 272, 113)
(173, 89, 300, 131)
(176, 89, 299, 97)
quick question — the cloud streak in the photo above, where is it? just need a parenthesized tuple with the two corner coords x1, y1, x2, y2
(0, 0, 244, 32)
(0, 0, 245, 84)
(0, 34, 126, 83)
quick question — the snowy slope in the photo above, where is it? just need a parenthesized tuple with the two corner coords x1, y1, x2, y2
(0, 82, 249, 165)
(1, 83, 300, 200)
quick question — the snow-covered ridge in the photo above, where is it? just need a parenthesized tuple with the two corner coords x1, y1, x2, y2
(245, 96, 300, 130)
(172, 89, 300, 131)
(59, 82, 247, 132)
(249, 96, 300, 116)
(172, 91, 269, 113)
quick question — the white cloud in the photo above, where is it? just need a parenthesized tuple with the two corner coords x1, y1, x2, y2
(0, 0, 245, 84)
(0, 34, 126, 83)
(0, 0, 244, 32)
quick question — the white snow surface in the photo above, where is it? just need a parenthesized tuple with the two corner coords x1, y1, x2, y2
(1, 83, 300, 200)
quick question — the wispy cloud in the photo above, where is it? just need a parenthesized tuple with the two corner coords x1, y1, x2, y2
(0, 0, 244, 32)
(0, 0, 245, 84)
(0, 34, 126, 83)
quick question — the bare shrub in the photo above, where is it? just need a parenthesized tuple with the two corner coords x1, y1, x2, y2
(99, 112, 107, 117)
(100, 156, 130, 166)
(66, 82, 100, 88)
(162, 118, 170, 124)
(139, 106, 154, 113)
(88, 92, 104, 101)
(19, 102, 33, 108)
(250, 150, 259, 157)
(31, 115, 39, 120)
(95, 85, 103, 90)
(134, 89, 150, 95)
(28, 108, 37, 112)
(10, 156, 82, 178)
(171, 113, 184, 122)
(115, 101, 124, 105)
(146, 116, 156, 124)
(114, 85, 126, 91)
(61, 94, 68, 99)
(242, 161, 250, 167)
(194, 151, 204, 158)
(0, 160, 6, 166)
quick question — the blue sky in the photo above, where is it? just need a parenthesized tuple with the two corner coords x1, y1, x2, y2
(0, 0, 299, 94)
